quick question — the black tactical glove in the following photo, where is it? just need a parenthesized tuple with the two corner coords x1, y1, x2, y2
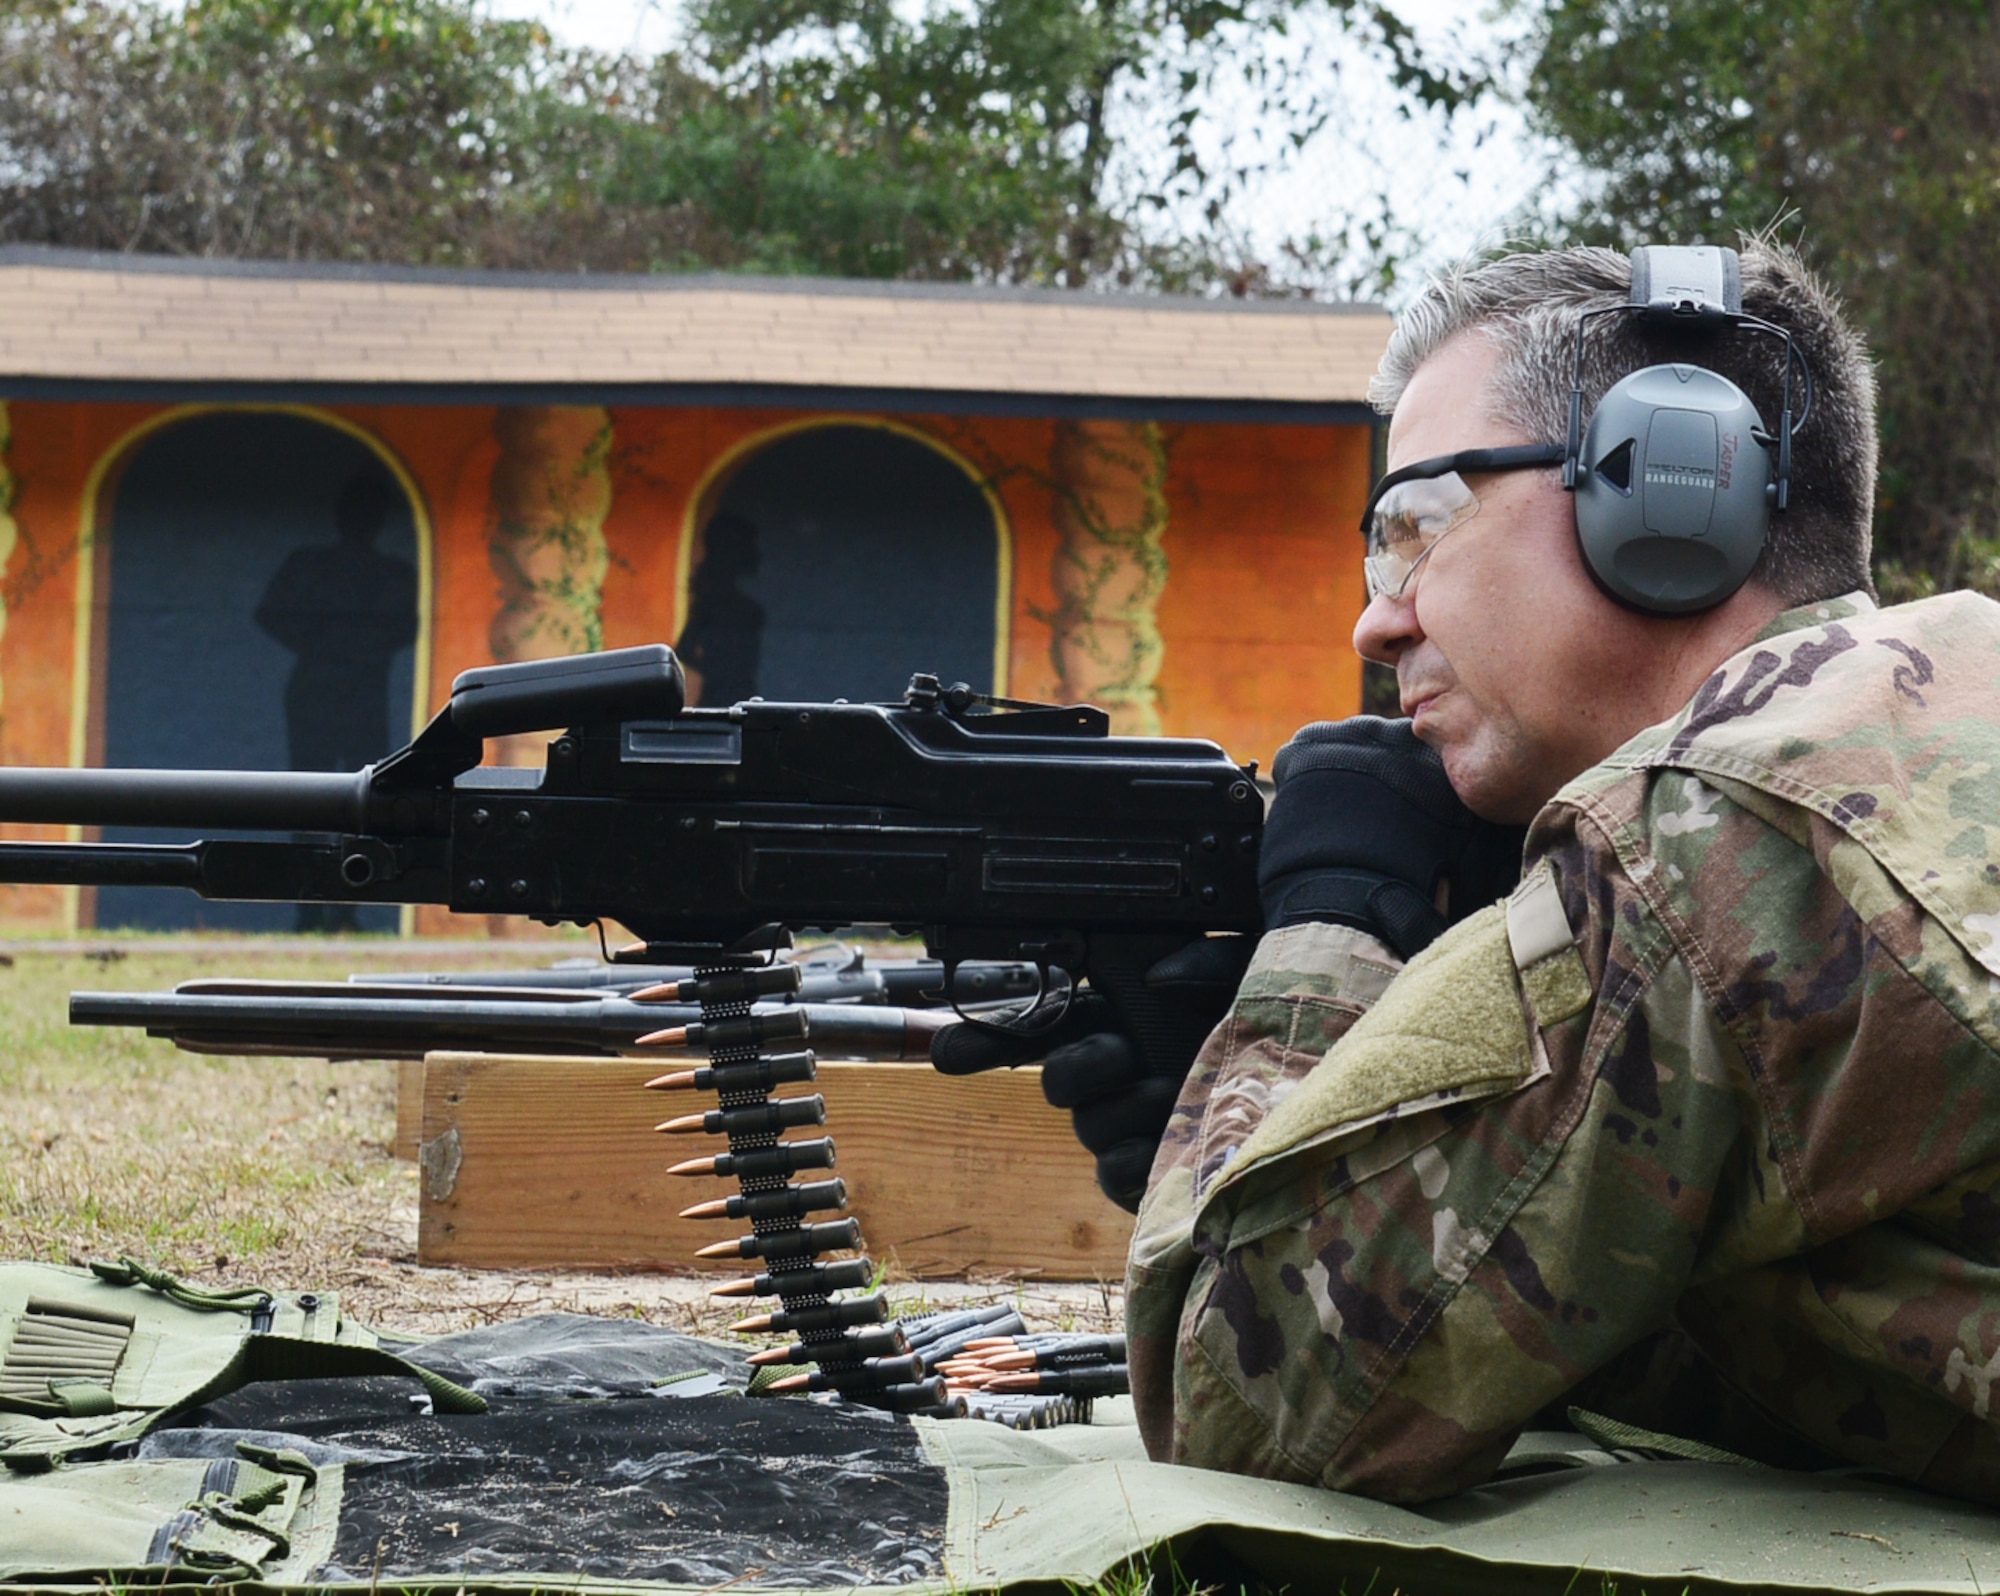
(931, 936, 1253, 1213)
(1259, 716, 1526, 957)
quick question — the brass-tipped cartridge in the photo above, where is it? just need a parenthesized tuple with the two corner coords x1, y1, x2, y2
(638, 1010, 812, 1052)
(743, 1324, 908, 1366)
(645, 1052, 817, 1096)
(656, 1095, 827, 1138)
(692, 1217, 862, 1262)
(677, 1178, 847, 1223)
(666, 1137, 836, 1181)
(708, 1257, 875, 1300)
(728, 1293, 887, 1337)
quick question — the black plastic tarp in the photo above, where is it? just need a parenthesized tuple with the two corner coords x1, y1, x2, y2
(141, 1314, 945, 1586)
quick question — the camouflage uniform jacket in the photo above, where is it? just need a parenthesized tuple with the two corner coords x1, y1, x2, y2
(1128, 590, 2000, 1504)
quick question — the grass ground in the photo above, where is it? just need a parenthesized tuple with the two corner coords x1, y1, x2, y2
(0, 935, 1121, 1337)
(0, 943, 408, 1291)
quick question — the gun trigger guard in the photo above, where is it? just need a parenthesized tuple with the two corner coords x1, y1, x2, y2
(947, 961, 1073, 1040)
(919, 958, 953, 1008)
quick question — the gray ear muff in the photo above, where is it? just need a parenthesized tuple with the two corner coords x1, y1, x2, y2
(1574, 364, 1771, 614)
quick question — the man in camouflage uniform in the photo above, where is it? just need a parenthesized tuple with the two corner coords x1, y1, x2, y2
(1121, 242, 2000, 1506)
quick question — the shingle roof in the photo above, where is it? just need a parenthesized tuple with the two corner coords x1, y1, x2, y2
(0, 247, 1390, 418)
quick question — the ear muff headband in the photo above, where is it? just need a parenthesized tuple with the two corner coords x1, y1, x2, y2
(1560, 246, 1816, 615)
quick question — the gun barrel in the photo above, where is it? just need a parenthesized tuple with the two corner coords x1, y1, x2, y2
(0, 842, 202, 888)
(358, 959, 1040, 1008)
(0, 767, 368, 833)
(356, 966, 891, 1004)
(70, 990, 695, 1058)
(68, 991, 950, 1062)
(363, 965, 658, 991)
(177, 979, 608, 1004)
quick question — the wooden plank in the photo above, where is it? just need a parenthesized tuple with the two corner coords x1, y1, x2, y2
(393, 1060, 424, 1162)
(416, 1052, 1133, 1280)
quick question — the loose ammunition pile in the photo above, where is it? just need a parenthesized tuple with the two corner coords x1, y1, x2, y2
(640, 961, 1125, 1426)
(900, 1309, 1129, 1428)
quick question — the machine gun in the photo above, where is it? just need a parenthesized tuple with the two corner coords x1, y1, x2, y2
(0, 644, 1263, 1074)
(0, 643, 1258, 1417)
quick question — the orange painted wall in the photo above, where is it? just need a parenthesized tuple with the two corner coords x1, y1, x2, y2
(0, 397, 1373, 930)
(1154, 421, 1373, 769)
(596, 406, 1367, 768)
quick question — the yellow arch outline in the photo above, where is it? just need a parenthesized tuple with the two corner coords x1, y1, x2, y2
(70, 402, 436, 934)
(674, 415, 1012, 697)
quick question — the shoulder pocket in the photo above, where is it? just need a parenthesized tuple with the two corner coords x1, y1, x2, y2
(1507, 859, 1592, 1027)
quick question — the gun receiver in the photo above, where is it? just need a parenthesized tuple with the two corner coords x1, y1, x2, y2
(0, 644, 1263, 1076)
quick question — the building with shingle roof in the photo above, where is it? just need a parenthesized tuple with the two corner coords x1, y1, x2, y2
(0, 246, 1388, 934)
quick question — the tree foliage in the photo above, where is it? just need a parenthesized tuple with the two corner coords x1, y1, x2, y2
(612, 0, 1148, 283)
(637, 0, 1483, 285)
(1516, 0, 2000, 596)
(0, 0, 1476, 290)
(0, 0, 726, 267)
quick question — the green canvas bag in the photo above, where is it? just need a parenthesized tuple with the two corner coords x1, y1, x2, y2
(0, 1257, 483, 1470)
(0, 1442, 341, 1583)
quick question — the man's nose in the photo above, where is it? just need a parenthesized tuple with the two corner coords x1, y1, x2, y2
(1353, 587, 1423, 666)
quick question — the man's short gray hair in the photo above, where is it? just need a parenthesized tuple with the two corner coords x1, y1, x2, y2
(1370, 241, 1878, 607)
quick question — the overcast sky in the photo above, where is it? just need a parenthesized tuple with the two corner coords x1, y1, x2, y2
(486, 0, 1562, 302)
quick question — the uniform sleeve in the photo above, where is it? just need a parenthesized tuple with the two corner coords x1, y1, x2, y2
(1162, 797, 1772, 1501)
(1125, 920, 1400, 1459)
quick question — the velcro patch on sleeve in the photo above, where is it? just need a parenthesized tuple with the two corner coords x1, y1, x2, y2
(1227, 904, 1532, 1174)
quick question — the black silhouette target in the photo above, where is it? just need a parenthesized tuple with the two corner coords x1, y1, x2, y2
(677, 425, 1001, 706)
(94, 411, 419, 932)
